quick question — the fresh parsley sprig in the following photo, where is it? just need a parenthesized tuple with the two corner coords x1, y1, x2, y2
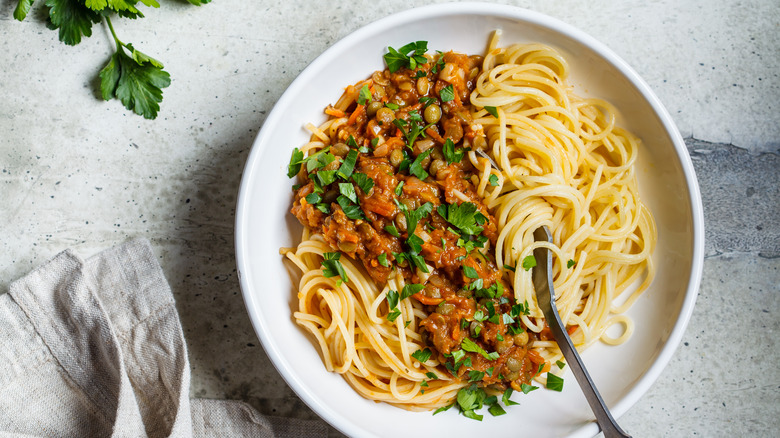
(383, 41, 429, 73)
(12, 0, 210, 119)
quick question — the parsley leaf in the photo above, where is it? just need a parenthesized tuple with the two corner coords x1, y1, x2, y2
(337, 195, 365, 220)
(384, 224, 400, 237)
(502, 389, 520, 406)
(442, 138, 465, 164)
(567, 259, 576, 268)
(13, 0, 34, 21)
(316, 170, 337, 187)
(401, 201, 434, 235)
(386, 289, 399, 309)
(383, 41, 428, 73)
(546, 373, 564, 392)
(489, 174, 499, 186)
(42, 0, 102, 46)
(338, 182, 358, 204)
(409, 149, 433, 180)
(337, 150, 358, 180)
(378, 253, 389, 267)
(287, 148, 304, 178)
(357, 84, 372, 105)
(522, 255, 537, 271)
(401, 283, 424, 300)
(556, 360, 566, 369)
(411, 348, 432, 363)
(395, 180, 404, 196)
(462, 265, 479, 279)
(461, 338, 499, 361)
(407, 234, 424, 254)
(351, 172, 374, 194)
(433, 404, 453, 415)
(488, 404, 506, 416)
(439, 84, 455, 102)
(438, 202, 484, 236)
(99, 40, 171, 120)
(520, 383, 538, 394)
(321, 252, 348, 283)
(484, 106, 499, 118)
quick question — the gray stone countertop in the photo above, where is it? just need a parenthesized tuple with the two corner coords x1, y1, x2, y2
(1, 1, 778, 436)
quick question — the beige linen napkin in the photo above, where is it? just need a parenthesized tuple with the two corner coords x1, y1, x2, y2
(0, 238, 327, 438)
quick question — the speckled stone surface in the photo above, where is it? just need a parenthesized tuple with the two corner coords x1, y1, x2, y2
(1, 1, 778, 437)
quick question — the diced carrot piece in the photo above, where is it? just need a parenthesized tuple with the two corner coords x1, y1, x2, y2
(325, 106, 346, 117)
(348, 104, 365, 125)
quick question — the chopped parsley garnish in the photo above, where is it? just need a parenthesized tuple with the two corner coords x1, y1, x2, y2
(305, 147, 335, 172)
(383, 41, 429, 73)
(522, 255, 537, 271)
(321, 252, 348, 283)
(504, 263, 516, 272)
(351, 172, 374, 194)
(357, 84, 372, 105)
(385, 102, 400, 110)
(484, 106, 499, 118)
(411, 348, 432, 363)
(338, 182, 358, 204)
(400, 201, 434, 235)
(556, 360, 566, 369)
(407, 233, 424, 254)
(394, 180, 404, 196)
(386, 289, 401, 322)
(409, 149, 433, 180)
(456, 384, 485, 421)
(337, 150, 358, 180)
(419, 96, 437, 108)
(437, 202, 485, 236)
(439, 84, 455, 102)
(502, 389, 520, 406)
(489, 174, 499, 186)
(433, 404, 453, 415)
(316, 170, 337, 187)
(386, 289, 399, 309)
(488, 404, 506, 416)
(468, 370, 485, 382)
(461, 338, 499, 361)
(546, 373, 564, 392)
(384, 224, 400, 237)
(462, 265, 479, 279)
(304, 193, 320, 204)
(378, 253, 389, 267)
(567, 259, 576, 268)
(520, 383, 538, 394)
(442, 138, 465, 164)
(401, 283, 425, 300)
(337, 195, 365, 220)
(287, 148, 304, 178)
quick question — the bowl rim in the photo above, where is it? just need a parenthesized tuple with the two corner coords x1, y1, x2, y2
(235, 3, 705, 437)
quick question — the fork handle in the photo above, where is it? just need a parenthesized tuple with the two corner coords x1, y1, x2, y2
(541, 301, 632, 438)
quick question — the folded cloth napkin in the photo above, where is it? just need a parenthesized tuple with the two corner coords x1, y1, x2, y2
(0, 238, 327, 438)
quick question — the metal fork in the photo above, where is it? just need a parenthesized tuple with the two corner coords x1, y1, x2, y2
(532, 226, 632, 438)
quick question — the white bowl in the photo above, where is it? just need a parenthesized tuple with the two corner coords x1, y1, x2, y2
(235, 3, 704, 437)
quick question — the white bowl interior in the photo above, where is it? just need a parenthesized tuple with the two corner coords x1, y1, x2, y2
(236, 4, 703, 437)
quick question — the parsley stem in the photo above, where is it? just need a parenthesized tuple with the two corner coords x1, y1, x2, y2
(105, 16, 125, 51)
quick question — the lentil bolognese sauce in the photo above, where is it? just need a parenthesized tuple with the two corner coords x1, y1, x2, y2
(282, 33, 656, 418)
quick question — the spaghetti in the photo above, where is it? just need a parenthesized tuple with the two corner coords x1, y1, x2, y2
(282, 32, 656, 413)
